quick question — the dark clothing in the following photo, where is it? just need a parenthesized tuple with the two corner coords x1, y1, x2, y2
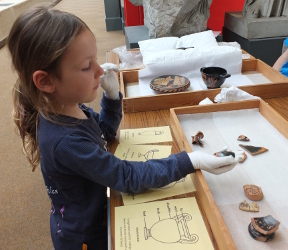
(38, 93, 194, 250)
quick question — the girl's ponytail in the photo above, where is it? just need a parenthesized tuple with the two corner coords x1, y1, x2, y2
(12, 80, 39, 171)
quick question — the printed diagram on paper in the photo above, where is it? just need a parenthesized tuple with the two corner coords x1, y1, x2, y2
(114, 144, 196, 205)
(115, 197, 214, 250)
(119, 126, 173, 144)
(114, 144, 172, 162)
(121, 175, 195, 205)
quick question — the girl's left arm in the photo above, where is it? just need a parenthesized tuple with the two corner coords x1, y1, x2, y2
(93, 92, 123, 140)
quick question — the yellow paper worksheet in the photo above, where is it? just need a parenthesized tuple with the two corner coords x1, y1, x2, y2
(114, 144, 172, 161)
(121, 176, 196, 205)
(119, 126, 173, 144)
(114, 144, 196, 205)
(115, 197, 214, 250)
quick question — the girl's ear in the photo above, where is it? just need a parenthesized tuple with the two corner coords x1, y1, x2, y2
(33, 70, 56, 93)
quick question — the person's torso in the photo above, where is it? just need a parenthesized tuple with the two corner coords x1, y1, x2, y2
(37, 106, 108, 243)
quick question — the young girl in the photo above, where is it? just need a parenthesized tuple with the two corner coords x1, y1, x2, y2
(7, 4, 244, 250)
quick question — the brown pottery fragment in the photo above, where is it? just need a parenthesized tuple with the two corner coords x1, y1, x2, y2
(243, 184, 263, 201)
(239, 200, 259, 212)
(251, 215, 280, 235)
(214, 150, 235, 158)
(248, 222, 275, 242)
(191, 131, 204, 147)
(239, 144, 268, 155)
(238, 135, 250, 141)
(239, 152, 247, 163)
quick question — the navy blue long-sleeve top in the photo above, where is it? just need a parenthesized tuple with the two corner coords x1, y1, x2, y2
(37, 93, 194, 250)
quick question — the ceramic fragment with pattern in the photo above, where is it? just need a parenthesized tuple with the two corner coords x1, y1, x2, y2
(213, 150, 235, 158)
(248, 222, 275, 242)
(191, 131, 204, 147)
(243, 184, 263, 201)
(239, 200, 259, 212)
(237, 135, 250, 141)
(251, 215, 280, 235)
(239, 144, 268, 155)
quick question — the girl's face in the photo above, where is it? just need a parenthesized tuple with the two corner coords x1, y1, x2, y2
(52, 29, 104, 111)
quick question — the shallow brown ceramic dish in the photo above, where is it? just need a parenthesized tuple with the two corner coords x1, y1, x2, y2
(150, 75, 190, 93)
(200, 67, 231, 89)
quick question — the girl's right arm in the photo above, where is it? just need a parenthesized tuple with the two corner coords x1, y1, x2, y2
(53, 134, 193, 194)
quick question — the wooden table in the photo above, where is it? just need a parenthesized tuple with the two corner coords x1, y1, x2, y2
(107, 40, 288, 249)
(108, 95, 288, 250)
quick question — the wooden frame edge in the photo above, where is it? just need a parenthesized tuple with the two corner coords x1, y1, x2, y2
(170, 108, 238, 249)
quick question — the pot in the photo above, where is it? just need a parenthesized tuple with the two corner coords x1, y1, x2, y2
(200, 67, 231, 89)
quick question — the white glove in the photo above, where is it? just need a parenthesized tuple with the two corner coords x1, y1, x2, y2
(100, 63, 120, 100)
(188, 150, 244, 175)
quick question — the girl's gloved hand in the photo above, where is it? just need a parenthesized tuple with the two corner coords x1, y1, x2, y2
(100, 63, 119, 100)
(188, 150, 244, 175)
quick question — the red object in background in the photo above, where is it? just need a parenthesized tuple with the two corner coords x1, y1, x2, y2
(207, 0, 245, 32)
(124, 0, 245, 32)
(124, 0, 144, 26)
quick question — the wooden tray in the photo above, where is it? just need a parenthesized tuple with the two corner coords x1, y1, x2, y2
(169, 99, 288, 249)
(119, 59, 288, 113)
(241, 49, 256, 60)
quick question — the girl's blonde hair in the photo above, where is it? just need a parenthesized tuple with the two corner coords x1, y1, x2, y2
(7, 4, 90, 171)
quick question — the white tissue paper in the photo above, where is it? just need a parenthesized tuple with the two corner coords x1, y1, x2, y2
(138, 37, 179, 58)
(175, 30, 219, 49)
(138, 46, 243, 96)
(199, 97, 214, 105)
(137, 30, 243, 96)
(140, 45, 242, 73)
(214, 86, 260, 103)
(138, 30, 220, 67)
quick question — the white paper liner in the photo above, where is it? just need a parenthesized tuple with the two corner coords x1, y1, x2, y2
(125, 72, 271, 98)
(177, 108, 288, 249)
